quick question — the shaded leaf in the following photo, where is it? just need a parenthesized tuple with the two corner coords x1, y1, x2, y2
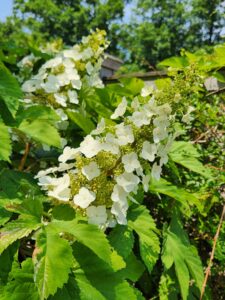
(0, 63, 22, 117)
(67, 110, 95, 134)
(0, 120, 11, 162)
(149, 177, 203, 213)
(108, 225, 134, 258)
(128, 205, 160, 273)
(73, 242, 142, 300)
(169, 142, 212, 178)
(0, 258, 39, 300)
(162, 215, 204, 299)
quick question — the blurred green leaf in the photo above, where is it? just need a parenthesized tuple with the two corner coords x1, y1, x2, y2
(169, 141, 212, 178)
(0, 258, 39, 300)
(0, 119, 11, 162)
(0, 62, 22, 117)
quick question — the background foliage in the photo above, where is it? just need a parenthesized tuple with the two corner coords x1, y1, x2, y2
(0, 0, 225, 68)
(0, 1, 224, 300)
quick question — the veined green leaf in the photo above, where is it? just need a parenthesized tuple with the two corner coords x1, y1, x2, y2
(34, 225, 73, 300)
(48, 276, 80, 300)
(50, 220, 112, 265)
(0, 168, 41, 199)
(128, 205, 160, 273)
(0, 62, 22, 117)
(119, 251, 145, 282)
(109, 225, 134, 259)
(169, 141, 212, 178)
(158, 56, 189, 69)
(67, 110, 95, 134)
(162, 215, 204, 300)
(16, 105, 60, 124)
(0, 242, 18, 286)
(119, 77, 144, 95)
(149, 177, 203, 213)
(73, 242, 142, 300)
(159, 270, 179, 300)
(18, 119, 61, 148)
(0, 258, 39, 300)
(0, 119, 11, 162)
(0, 215, 41, 254)
(114, 281, 144, 300)
(0, 207, 12, 226)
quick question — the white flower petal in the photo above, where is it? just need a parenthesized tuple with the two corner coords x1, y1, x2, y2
(129, 111, 150, 127)
(80, 135, 102, 158)
(54, 93, 67, 107)
(115, 123, 134, 146)
(111, 97, 127, 119)
(86, 205, 107, 226)
(140, 141, 157, 162)
(111, 202, 128, 225)
(116, 172, 140, 193)
(91, 118, 105, 135)
(59, 146, 80, 163)
(111, 184, 128, 203)
(101, 133, 120, 155)
(73, 187, 96, 208)
(82, 162, 100, 180)
(68, 90, 79, 104)
(151, 163, 162, 180)
(122, 152, 141, 173)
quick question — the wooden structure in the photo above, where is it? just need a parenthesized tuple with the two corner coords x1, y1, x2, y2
(101, 55, 225, 91)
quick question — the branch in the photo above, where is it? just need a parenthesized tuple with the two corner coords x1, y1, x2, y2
(18, 142, 31, 171)
(200, 192, 225, 300)
(206, 87, 225, 97)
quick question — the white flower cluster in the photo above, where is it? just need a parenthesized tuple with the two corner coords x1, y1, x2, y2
(20, 30, 108, 123)
(36, 83, 177, 229)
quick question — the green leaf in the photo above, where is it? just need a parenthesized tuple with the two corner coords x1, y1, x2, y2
(52, 204, 76, 221)
(114, 281, 144, 300)
(67, 110, 95, 134)
(0, 169, 41, 199)
(149, 177, 203, 213)
(119, 252, 145, 282)
(0, 62, 22, 117)
(4, 196, 43, 221)
(108, 225, 134, 258)
(15, 105, 61, 147)
(169, 141, 212, 178)
(49, 276, 80, 300)
(0, 258, 39, 300)
(128, 205, 160, 273)
(16, 106, 60, 125)
(119, 78, 144, 95)
(34, 225, 73, 300)
(73, 242, 141, 300)
(0, 242, 18, 286)
(0, 207, 12, 226)
(0, 119, 11, 162)
(50, 220, 112, 265)
(162, 215, 204, 300)
(159, 270, 179, 300)
(18, 119, 61, 148)
(0, 215, 41, 254)
(158, 56, 189, 68)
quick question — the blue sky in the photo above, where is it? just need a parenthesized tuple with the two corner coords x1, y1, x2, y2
(0, 0, 13, 20)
